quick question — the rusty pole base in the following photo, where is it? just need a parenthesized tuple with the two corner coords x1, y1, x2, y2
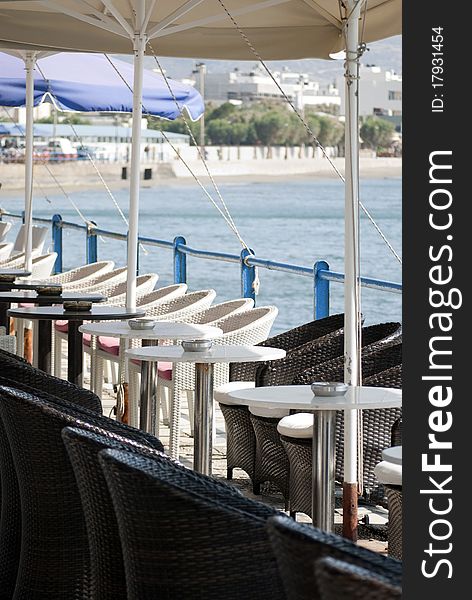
(116, 382, 129, 424)
(24, 327, 33, 364)
(342, 482, 358, 542)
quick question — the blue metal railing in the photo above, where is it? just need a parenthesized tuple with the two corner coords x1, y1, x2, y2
(0, 210, 402, 319)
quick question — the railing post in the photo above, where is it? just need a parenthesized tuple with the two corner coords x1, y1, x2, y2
(241, 248, 256, 303)
(86, 221, 98, 264)
(173, 236, 187, 284)
(51, 214, 63, 274)
(314, 260, 330, 319)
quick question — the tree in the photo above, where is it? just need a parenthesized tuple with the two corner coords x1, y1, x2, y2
(206, 119, 233, 145)
(317, 115, 344, 147)
(253, 111, 285, 146)
(360, 116, 395, 152)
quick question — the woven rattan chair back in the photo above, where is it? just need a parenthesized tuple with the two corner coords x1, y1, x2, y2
(0, 385, 163, 600)
(191, 298, 254, 325)
(99, 448, 286, 600)
(266, 515, 401, 600)
(315, 556, 402, 600)
(67, 266, 128, 292)
(45, 260, 115, 286)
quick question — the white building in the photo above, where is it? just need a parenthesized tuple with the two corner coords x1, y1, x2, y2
(337, 65, 402, 117)
(204, 65, 341, 110)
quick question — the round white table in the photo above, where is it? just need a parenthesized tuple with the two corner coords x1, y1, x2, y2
(227, 385, 402, 532)
(125, 345, 286, 474)
(79, 321, 223, 424)
(382, 445, 402, 465)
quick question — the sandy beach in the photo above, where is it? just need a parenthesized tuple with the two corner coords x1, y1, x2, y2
(0, 156, 401, 197)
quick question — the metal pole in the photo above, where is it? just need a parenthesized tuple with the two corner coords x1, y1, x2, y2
(126, 5, 146, 311)
(194, 362, 214, 475)
(24, 51, 36, 273)
(139, 361, 158, 435)
(312, 410, 336, 532)
(343, 0, 363, 541)
(51, 213, 63, 273)
(241, 248, 256, 303)
(314, 260, 330, 319)
(198, 62, 206, 152)
(86, 221, 98, 264)
(173, 235, 187, 284)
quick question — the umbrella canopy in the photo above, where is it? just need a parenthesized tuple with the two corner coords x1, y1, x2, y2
(0, 0, 401, 59)
(0, 52, 203, 120)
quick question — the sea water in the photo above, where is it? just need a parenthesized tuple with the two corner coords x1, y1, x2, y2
(1, 177, 402, 334)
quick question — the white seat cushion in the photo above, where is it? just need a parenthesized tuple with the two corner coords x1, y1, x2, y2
(277, 413, 313, 439)
(373, 460, 402, 486)
(249, 405, 290, 419)
(214, 381, 255, 405)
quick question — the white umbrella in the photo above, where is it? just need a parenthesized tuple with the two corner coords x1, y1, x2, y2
(0, 0, 401, 539)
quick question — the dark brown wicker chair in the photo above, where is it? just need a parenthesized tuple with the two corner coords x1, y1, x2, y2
(315, 556, 402, 599)
(219, 314, 345, 483)
(249, 324, 401, 508)
(281, 352, 402, 515)
(0, 372, 103, 599)
(385, 415, 402, 560)
(0, 385, 163, 600)
(62, 426, 241, 600)
(100, 448, 287, 600)
(0, 350, 102, 413)
(267, 515, 401, 600)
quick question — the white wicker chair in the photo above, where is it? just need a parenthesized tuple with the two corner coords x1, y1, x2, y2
(0, 326, 16, 354)
(53, 272, 158, 377)
(41, 261, 114, 286)
(0, 243, 13, 262)
(11, 224, 48, 256)
(159, 305, 278, 458)
(0, 250, 46, 269)
(99, 289, 217, 426)
(0, 221, 12, 242)
(87, 283, 188, 397)
(190, 298, 255, 325)
(67, 266, 128, 294)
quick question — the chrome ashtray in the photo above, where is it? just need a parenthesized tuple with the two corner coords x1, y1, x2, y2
(37, 285, 63, 296)
(181, 339, 213, 352)
(128, 318, 156, 330)
(311, 382, 349, 396)
(0, 275, 16, 283)
(63, 300, 92, 312)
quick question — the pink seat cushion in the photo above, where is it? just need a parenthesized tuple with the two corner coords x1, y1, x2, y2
(54, 320, 68, 333)
(158, 362, 173, 381)
(83, 333, 92, 347)
(129, 360, 172, 380)
(19, 302, 34, 308)
(97, 336, 120, 356)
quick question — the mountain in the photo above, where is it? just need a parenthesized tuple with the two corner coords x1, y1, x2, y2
(119, 36, 401, 83)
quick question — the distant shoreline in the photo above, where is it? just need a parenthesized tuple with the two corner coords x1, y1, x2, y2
(0, 157, 401, 197)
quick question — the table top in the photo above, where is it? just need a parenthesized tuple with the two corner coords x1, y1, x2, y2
(0, 279, 60, 291)
(125, 345, 286, 364)
(0, 291, 106, 304)
(79, 320, 223, 340)
(0, 269, 31, 278)
(7, 305, 145, 321)
(381, 446, 402, 465)
(227, 385, 402, 410)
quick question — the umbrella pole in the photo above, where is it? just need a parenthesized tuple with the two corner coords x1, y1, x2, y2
(343, 0, 362, 541)
(126, 32, 146, 310)
(24, 51, 35, 273)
